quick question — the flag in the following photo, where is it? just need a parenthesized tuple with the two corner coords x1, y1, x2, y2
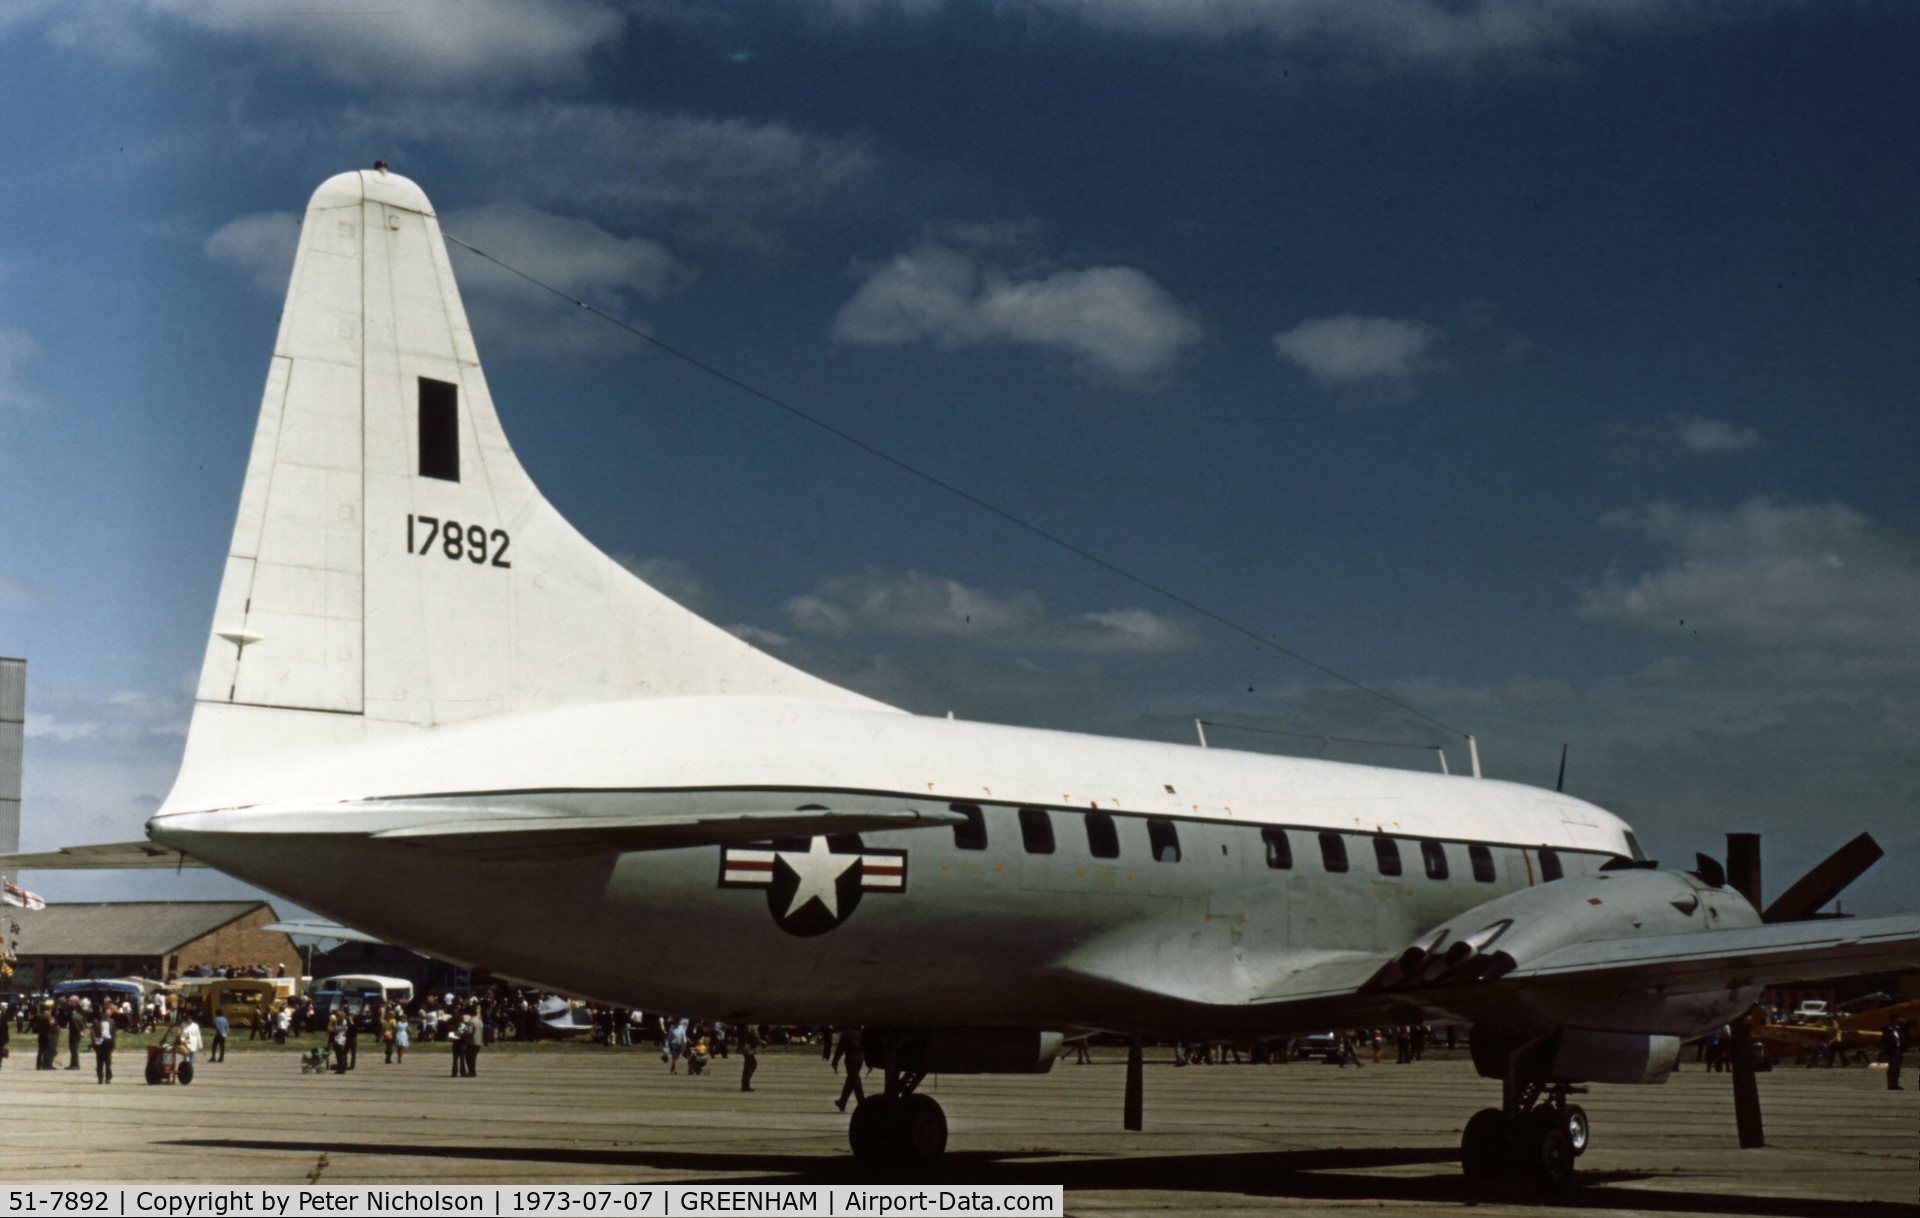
(1, 881, 45, 911)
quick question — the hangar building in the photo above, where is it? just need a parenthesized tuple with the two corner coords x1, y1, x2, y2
(3, 900, 299, 989)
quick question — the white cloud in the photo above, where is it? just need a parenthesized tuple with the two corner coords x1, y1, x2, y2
(447, 203, 693, 356)
(1271, 313, 1439, 396)
(148, 0, 627, 89)
(1668, 413, 1763, 454)
(207, 202, 694, 357)
(204, 211, 300, 295)
(324, 103, 878, 220)
(0, 571, 51, 608)
(1580, 498, 1920, 651)
(449, 202, 694, 301)
(0, 326, 48, 410)
(834, 241, 1202, 377)
(613, 554, 720, 617)
(786, 568, 1202, 654)
(814, 0, 1689, 74)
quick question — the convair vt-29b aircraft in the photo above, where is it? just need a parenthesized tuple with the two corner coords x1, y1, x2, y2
(12, 168, 1920, 1187)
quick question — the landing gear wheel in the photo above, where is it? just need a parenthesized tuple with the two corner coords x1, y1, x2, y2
(1563, 1104, 1589, 1156)
(847, 1095, 897, 1162)
(1460, 1108, 1508, 1179)
(1519, 1122, 1574, 1192)
(899, 1094, 948, 1160)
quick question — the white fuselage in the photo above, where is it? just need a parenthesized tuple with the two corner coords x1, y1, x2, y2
(151, 696, 1636, 1033)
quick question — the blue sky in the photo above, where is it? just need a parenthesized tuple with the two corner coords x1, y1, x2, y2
(1, 1, 1917, 914)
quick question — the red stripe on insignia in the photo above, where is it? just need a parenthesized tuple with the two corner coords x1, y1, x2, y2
(728, 860, 776, 872)
(863, 864, 904, 876)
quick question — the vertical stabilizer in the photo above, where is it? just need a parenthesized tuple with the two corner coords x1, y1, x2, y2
(165, 168, 884, 812)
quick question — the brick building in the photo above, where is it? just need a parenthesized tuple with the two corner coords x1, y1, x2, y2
(2, 901, 300, 989)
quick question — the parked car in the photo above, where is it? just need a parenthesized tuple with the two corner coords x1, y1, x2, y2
(1294, 1031, 1343, 1062)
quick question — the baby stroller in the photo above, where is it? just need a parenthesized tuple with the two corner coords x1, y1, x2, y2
(300, 1045, 329, 1074)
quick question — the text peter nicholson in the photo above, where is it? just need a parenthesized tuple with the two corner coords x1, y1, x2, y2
(3, 1185, 1064, 1218)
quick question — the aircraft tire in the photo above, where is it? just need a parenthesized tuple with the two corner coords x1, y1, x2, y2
(1517, 1122, 1574, 1193)
(899, 1094, 948, 1160)
(847, 1096, 897, 1162)
(1459, 1108, 1507, 1179)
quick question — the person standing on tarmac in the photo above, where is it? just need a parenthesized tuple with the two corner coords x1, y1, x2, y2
(329, 1012, 350, 1074)
(738, 1024, 760, 1093)
(464, 1005, 484, 1077)
(1886, 1017, 1906, 1090)
(832, 1027, 865, 1111)
(34, 1002, 56, 1069)
(211, 1012, 229, 1062)
(66, 1000, 85, 1070)
(92, 1004, 115, 1084)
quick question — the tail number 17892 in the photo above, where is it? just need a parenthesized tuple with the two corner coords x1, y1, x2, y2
(406, 514, 511, 568)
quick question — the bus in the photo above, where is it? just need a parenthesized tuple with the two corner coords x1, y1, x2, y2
(50, 978, 148, 1028)
(313, 974, 414, 1005)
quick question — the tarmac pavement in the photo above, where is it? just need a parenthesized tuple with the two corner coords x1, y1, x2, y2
(0, 1045, 1913, 1217)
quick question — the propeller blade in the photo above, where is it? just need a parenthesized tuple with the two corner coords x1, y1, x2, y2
(1761, 833, 1883, 923)
(1693, 853, 1726, 888)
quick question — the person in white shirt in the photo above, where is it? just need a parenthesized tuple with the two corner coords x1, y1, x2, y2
(178, 1014, 203, 1062)
(93, 1003, 116, 1084)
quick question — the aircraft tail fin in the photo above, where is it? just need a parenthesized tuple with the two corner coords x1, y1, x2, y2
(165, 167, 881, 812)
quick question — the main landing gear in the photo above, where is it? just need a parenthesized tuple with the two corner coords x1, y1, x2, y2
(848, 1067, 948, 1163)
(1461, 1081, 1588, 1191)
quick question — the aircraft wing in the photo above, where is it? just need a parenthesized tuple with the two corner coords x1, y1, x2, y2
(1045, 912, 1920, 1035)
(1494, 914, 1920, 992)
(0, 841, 207, 869)
(366, 806, 969, 861)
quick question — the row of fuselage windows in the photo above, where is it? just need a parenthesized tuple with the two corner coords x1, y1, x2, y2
(947, 803, 1565, 884)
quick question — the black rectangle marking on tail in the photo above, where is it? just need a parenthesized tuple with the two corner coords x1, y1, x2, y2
(418, 377, 460, 482)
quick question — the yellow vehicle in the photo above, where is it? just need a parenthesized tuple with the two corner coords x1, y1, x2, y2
(205, 979, 284, 1029)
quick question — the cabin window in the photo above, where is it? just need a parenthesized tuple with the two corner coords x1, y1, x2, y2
(1372, 835, 1402, 877)
(418, 377, 460, 482)
(1469, 844, 1496, 883)
(1018, 807, 1056, 855)
(1420, 839, 1449, 880)
(1085, 810, 1120, 859)
(1539, 848, 1564, 882)
(950, 803, 987, 851)
(1318, 831, 1349, 873)
(1148, 817, 1181, 863)
(1261, 827, 1293, 870)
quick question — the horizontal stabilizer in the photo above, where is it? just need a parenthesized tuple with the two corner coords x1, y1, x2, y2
(263, 920, 388, 946)
(1507, 913, 1920, 991)
(0, 841, 206, 870)
(368, 807, 968, 861)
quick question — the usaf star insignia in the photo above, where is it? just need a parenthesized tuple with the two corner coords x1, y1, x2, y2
(720, 835, 907, 936)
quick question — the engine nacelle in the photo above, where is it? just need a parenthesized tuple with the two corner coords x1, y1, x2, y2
(1373, 864, 1764, 1043)
(866, 1028, 1065, 1074)
(1472, 1025, 1681, 1085)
